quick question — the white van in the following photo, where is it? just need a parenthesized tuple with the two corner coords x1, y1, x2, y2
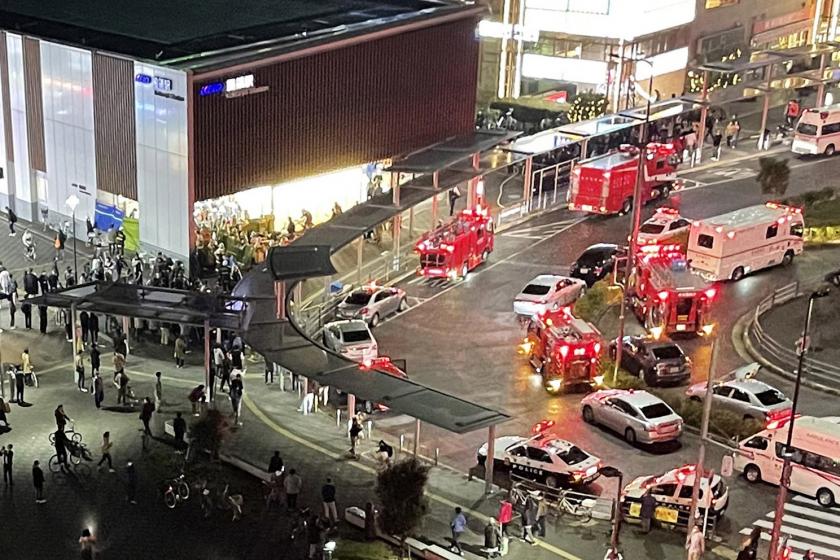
(686, 203, 804, 281)
(791, 105, 840, 156)
(735, 416, 840, 507)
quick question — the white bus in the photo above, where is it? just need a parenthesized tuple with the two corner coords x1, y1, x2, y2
(686, 203, 804, 281)
(735, 416, 840, 507)
(791, 105, 840, 156)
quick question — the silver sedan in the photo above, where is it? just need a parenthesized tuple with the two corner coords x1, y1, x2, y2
(685, 378, 792, 422)
(581, 389, 683, 445)
(336, 285, 407, 327)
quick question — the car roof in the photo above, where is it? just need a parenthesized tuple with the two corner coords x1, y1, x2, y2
(582, 243, 619, 254)
(351, 285, 386, 295)
(527, 274, 569, 285)
(595, 388, 663, 407)
(649, 467, 721, 488)
(326, 319, 369, 332)
(721, 379, 775, 393)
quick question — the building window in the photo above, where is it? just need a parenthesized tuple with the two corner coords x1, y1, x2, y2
(705, 0, 739, 8)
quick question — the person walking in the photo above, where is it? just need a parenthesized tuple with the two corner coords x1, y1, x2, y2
(55, 228, 67, 261)
(32, 460, 45, 503)
(284, 468, 302, 510)
(92, 372, 104, 409)
(97, 432, 115, 472)
(174, 335, 186, 368)
(6, 206, 17, 236)
(229, 373, 243, 425)
(268, 451, 284, 474)
(116, 370, 130, 405)
(139, 397, 154, 439)
(348, 416, 363, 458)
(154, 371, 163, 411)
(725, 117, 741, 149)
(54, 429, 69, 472)
(7, 285, 17, 329)
(321, 477, 338, 529)
(711, 131, 723, 161)
(450, 506, 467, 555)
(213, 343, 224, 379)
(2, 443, 13, 486)
(173, 412, 187, 454)
(112, 351, 126, 383)
(639, 490, 656, 533)
(737, 527, 761, 560)
(21, 295, 31, 330)
(686, 523, 705, 560)
(125, 460, 137, 504)
(74, 349, 87, 392)
(521, 497, 537, 545)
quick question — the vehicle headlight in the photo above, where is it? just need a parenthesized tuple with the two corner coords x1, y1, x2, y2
(548, 379, 562, 391)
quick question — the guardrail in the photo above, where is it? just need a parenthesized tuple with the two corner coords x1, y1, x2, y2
(509, 472, 614, 522)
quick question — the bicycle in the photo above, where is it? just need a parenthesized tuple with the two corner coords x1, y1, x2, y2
(553, 489, 594, 523)
(49, 422, 82, 445)
(162, 473, 191, 509)
(289, 507, 311, 542)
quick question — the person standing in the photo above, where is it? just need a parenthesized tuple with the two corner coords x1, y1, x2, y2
(498, 499, 513, 536)
(268, 451, 283, 474)
(639, 490, 656, 533)
(32, 460, 45, 503)
(21, 295, 31, 330)
(213, 343, 225, 378)
(116, 371, 130, 405)
(92, 372, 104, 409)
(737, 527, 761, 560)
(88, 313, 99, 344)
(521, 497, 537, 544)
(97, 432, 115, 472)
(55, 229, 67, 261)
(686, 523, 705, 560)
(284, 468, 302, 510)
(321, 477, 338, 529)
(229, 373, 243, 425)
(7, 284, 17, 330)
(348, 416, 363, 458)
(139, 397, 154, 437)
(14, 367, 26, 406)
(89, 344, 100, 376)
(2, 443, 13, 485)
(6, 206, 17, 236)
(79, 311, 89, 344)
(535, 493, 548, 537)
(74, 349, 87, 392)
(54, 429, 69, 472)
(79, 528, 96, 560)
(725, 117, 741, 149)
(174, 335, 186, 368)
(154, 371, 163, 411)
(125, 460, 137, 504)
(450, 506, 467, 555)
(448, 187, 461, 216)
(173, 412, 187, 453)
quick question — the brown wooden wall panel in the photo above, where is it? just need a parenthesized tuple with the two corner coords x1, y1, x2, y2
(92, 54, 137, 199)
(22, 36, 45, 172)
(0, 33, 13, 163)
(193, 16, 480, 201)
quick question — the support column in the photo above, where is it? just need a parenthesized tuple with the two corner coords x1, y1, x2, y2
(204, 319, 213, 405)
(356, 237, 364, 285)
(408, 206, 414, 240)
(274, 281, 286, 320)
(71, 304, 78, 356)
(122, 316, 130, 355)
(431, 171, 440, 227)
(757, 66, 774, 150)
(392, 175, 401, 272)
(301, 376, 309, 414)
(467, 152, 480, 209)
(0, 330, 5, 399)
(522, 156, 533, 212)
(485, 424, 496, 494)
(817, 52, 828, 106)
(347, 394, 356, 427)
(695, 70, 710, 165)
(413, 418, 421, 457)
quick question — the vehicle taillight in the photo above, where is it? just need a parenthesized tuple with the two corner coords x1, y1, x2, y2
(594, 343, 601, 354)
(658, 291, 669, 302)
(704, 288, 716, 300)
(445, 245, 455, 253)
(359, 307, 370, 315)
(559, 345, 569, 358)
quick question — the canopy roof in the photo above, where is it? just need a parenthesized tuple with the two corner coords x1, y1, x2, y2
(385, 130, 521, 173)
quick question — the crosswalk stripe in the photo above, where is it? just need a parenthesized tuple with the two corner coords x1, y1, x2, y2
(743, 494, 840, 560)
(750, 518, 840, 550)
(764, 508, 840, 535)
(748, 531, 840, 560)
(786, 501, 840, 524)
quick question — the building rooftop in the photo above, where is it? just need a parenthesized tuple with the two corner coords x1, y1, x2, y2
(0, 0, 477, 72)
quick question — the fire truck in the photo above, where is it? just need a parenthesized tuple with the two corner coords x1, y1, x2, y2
(415, 206, 494, 280)
(521, 307, 604, 394)
(567, 143, 682, 216)
(627, 244, 716, 336)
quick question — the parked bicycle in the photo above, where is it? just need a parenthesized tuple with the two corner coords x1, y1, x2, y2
(49, 421, 82, 444)
(553, 489, 594, 523)
(162, 473, 191, 509)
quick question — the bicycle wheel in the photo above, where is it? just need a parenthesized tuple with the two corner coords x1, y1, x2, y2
(177, 481, 190, 501)
(71, 432, 83, 444)
(48, 432, 56, 444)
(164, 488, 178, 509)
(70, 452, 82, 466)
(48, 455, 61, 473)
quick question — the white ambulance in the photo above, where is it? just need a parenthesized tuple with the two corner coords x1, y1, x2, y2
(735, 416, 840, 507)
(791, 105, 840, 156)
(686, 203, 804, 281)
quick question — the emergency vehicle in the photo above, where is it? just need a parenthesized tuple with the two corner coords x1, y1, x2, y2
(686, 202, 804, 281)
(791, 104, 840, 156)
(735, 415, 840, 507)
(628, 244, 716, 336)
(415, 206, 494, 280)
(637, 208, 691, 247)
(521, 307, 603, 394)
(567, 143, 682, 216)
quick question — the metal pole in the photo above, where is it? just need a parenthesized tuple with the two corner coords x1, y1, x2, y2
(609, 473, 623, 554)
(431, 171, 439, 227)
(757, 65, 774, 150)
(71, 303, 78, 355)
(204, 319, 213, 405)
(768, 295, 817, 559)
(0, 330, 4, 399)
(467, 152, 480, 209)
(413, 418, 420, 457)
(347, 394, 356, 430)
(485, 424, 496, 494)
(408, 206, 414, 240)
(817, 52, 828, 106)
(356, 238, 364, 285)
(522, 156, 533, 212)
(613, 283, 626, 384)
(687, 336, 718, 540)
(696, 70, 709, 165)
(72, 210, 78, 284)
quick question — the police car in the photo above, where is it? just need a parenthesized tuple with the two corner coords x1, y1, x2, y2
(476, 432, 602, 488)
(621, 465, 729, 529)
(637, 208, 691, 245)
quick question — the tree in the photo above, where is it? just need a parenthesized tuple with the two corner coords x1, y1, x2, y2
(757, 157, 790, 197)
(189, 408, 230, 461)
(375, 458, 430, 557)
(568, 92, 608, 123)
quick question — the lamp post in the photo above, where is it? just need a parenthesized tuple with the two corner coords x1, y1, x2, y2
(66, 194, 80, 284)
(600, 466, 624, 560)
(0, 328, 4, 399)
(609, 54, 653, 382)
(767, 287, 830, 559)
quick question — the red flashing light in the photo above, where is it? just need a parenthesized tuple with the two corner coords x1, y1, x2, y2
(531, 419, 555, 434)
(704, 287, 717, 300)
(726, 231, 735, 239)
(594, 342, 602, 354)
(777, 217, 786, 225)
(559, 345, 570, 358)
(658, 291, 670, 302)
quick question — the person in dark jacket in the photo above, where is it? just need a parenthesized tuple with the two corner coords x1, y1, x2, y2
(268, 451, 284, 474)
(139, 398, 154, 436)
(89, 344, 100, 376)
(79, 311, 89, 343)
(23, 269, 38, 296)
(54, 430, 69, 472)
(38, 271, 48, 295)
(522, 498, 536, 544)
(173, 412, 187, 453)
(639, 490, 657, 533)
(32, 460, 45, 503)
(125, 460, 137, 504)
(21, 296, 32, 330)
(38, 303, 48, 334)
(88, 313, 99, 344)
(6, 206, 17, 236)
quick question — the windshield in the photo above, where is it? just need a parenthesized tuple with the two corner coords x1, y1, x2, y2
(640, 223, 666, 234)
(342, 329, 371, 343)
(754, 389, 786, 406)
(522, 284, 551, 296)
(652, 345, 683, 360)
(345, 292, 372, 305)
(641, 403, 673, 419)
(797, 123, 818, 136)
(554, 445, 590, 466)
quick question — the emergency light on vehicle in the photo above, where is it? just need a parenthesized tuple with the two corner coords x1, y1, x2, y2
(531, 419, 556, 435)
(766, 411, 798, 430)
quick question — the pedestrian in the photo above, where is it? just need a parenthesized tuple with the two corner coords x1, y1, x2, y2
(54, 429, 69, 472)
(55, 404, 72, 432)
(348, 416, 363, 458)
(92, 371, 104, 409)
(159, 322, 170, 346)
(97, 432, 115, 472)
(6, 206, 16, 236)
(803, 550, 816, 560)
(535, 492, 548, 537)
(90, 344, 100, 376)
(375, 439, 393, 466)
(219, 352, 231, 392)
(79, 311, 89, 343)
(174, 334, 186, 368)
(686, 523, 705, 560)
(522, 496, 537, 544)
(113, 351, 126, 382)
(154, 371, 163, 411)
(725, 117, 741, 148)
(14, 367, 25, 405)
(173, 411, 187, 453)
(139, 397, 154, 437)
(54, 228, 66, 261)
(498, 499, 513, 536)
(74, 349, 87, 392)
(321, 477, 338, 529)
(89, 312, 99, 344)
(213, 343, 224, 378)
(188, 384, 206, 416)
(284, 468, 302, 510)
(21, 295, 31, 329)
(737, 527, 761, 560)
(32, 460, 45, 503)
(229, 373, 243, 425)
(38, 302, 47, 334)
(450, 506, 467, 554)
(125, 460, 137, 504)
(483, 517, 502, 558)
(639, 489, 657, 533)
(2, 443, 12, 485)
(264, 358, 274, 384)
(79, 528, 96, 560)
(306, 511, 324, 560)
(7, 286, 16, 329)
(785, 98, 801, 127)
(448, 186, 461, 216)
(116, 370, 130, 405)
(268, 451, 284, 474)
(711, 132, 722, 161)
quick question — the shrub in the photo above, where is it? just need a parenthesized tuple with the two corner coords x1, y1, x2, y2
(818, 187, 836, 202)
(653, 391, 763, 441)
(756, 157, 790, 196)
(568, 93, 608, 123)
(376, 458, 430, 553)
(335, 540, 399, 560)
(599, 359, 646, 390)
(574, 280, 621, 324)
(801, 190, 820, 206)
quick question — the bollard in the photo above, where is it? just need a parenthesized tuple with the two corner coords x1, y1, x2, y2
(366, 420, 373, 440)
(435, 448, 439, 466)
(336, 409, 342, 428)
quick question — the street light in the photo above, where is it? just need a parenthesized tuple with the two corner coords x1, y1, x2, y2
(66, 194, 80, 284)
(609, 53, 653, 383)
(767, 287, 830, 560)
(600, 466, 624, 560)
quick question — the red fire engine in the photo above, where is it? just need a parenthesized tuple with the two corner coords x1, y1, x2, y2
(628, 244, 716, 336)
(568, 143, 682, 216)
(521, 307, 604, 394)
(415, 206, 494, 280)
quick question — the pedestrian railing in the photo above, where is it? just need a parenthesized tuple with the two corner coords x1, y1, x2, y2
(508, 473, 614, 523)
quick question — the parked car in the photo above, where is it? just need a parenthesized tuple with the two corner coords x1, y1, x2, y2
(336, 285, 407, 327)
(685, 378, 792, 423)
(637, 208, 691, 246)
(322, 320, 378, 363)
(513, 274, 587, 316)
(609, 336, 691, 386)
(581, 389, 683, 445)
(570, 244, 627, 287)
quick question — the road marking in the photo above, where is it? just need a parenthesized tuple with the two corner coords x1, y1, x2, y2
(741, 495, 840, 559)
(241, 393, 583, 560)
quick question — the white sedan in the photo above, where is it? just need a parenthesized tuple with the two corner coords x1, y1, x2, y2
(513, 274, 586, 316)
(637, 208, 691, 245)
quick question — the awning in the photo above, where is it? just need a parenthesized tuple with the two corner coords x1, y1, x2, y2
(384, 129, 521, 173)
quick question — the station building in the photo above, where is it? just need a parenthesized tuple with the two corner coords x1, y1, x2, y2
(0, 0, 483, 262)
